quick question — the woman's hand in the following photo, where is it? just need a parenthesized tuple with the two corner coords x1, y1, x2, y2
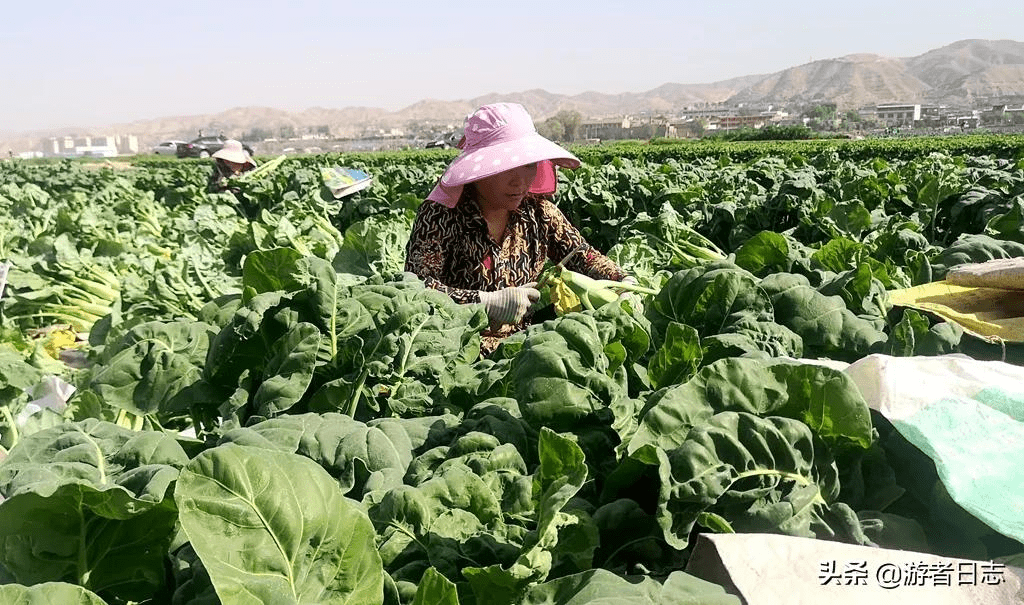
(479, 283, 541, 329)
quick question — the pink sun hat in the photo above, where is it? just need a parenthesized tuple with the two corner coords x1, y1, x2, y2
(426, 103, 581, 208)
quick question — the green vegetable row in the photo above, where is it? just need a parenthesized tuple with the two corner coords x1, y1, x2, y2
(1, 138, 1023, 604)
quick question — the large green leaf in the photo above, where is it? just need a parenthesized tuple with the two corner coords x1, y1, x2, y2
(925, 233, 1024, 280)
(0, 420, 187, 600)
(410, 566, 459, 605)
(505, 314, 627, 431)
(759, 272, 886, 361)
(209, 268, 488, 422)
(886, 308, 963, 357)
(631, 358, 873, 455)
(370, 461, 509, 582)
(646, 263, 773, 343)
(86, 320, 219, 418)
(701, 316, 804, 363)
(219, 412, 454, 497)
(0, 490, 177, 600)
(520, 568, 740, 605)
(733, 230, 806, 276)
(647, 322, 701, 390)
(176, 444, 383, 605)
(649, 412, 866, 549)
(0, 418, 188, 509)
(204, 290, 294, 388)
(241, 247, 307, 295)
(333, 211, 415, 278)
(817, 263, 889, 320)
(0, 582, 108, 604)
(304, 274, 487, 419)
(0, 344, 45, 393)
(463, 428, 591, 601)
(251, 322, 321, 416)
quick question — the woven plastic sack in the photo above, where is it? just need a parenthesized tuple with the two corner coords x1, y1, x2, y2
(947, 257, 1024, 290)
(888, 281, 1024, 342)
(844, 354, 1024, 545)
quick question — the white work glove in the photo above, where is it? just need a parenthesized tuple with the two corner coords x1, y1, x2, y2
(479, 283, 541, 329)
(618, 276, 644, 314)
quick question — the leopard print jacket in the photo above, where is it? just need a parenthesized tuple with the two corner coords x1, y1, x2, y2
(404, 192, 626, 354)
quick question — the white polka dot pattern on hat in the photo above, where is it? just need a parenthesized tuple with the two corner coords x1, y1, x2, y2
(425, 104, 583, 202)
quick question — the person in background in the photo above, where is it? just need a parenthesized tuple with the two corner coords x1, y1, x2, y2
(404, 102, 635, 356)
(207, 139, 257, 194)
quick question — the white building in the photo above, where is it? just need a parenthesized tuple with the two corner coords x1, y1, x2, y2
(579, 117, 631, 140)
(875, 104, 921, 127)
(678, 106, 734, 119)
(40, 134, 139, 157)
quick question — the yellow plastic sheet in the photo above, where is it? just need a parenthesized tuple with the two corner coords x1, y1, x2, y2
(888, 281, 1024, 342)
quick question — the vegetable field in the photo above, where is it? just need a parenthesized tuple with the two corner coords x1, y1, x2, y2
(2, 135, 1024, 604)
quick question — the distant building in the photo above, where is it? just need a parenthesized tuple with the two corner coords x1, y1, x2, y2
(39, 134, 138, 157)
(679, 107, 734, 119)
(579, 117, 631, 140)
(856, 106, 878, 121)
(665, 117, 720, 138)
(875, 104, 921, 127)
(915, 105, 947, 127)
(977, 104, 1024, 125)
(712, 115, 768, 130)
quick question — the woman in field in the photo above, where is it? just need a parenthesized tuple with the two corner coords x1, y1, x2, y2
(206, 139, 257, 193)
(404, 102, 634, 355)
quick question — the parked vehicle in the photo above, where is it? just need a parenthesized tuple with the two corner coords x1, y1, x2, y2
(152, 141, 186, 156)
(425, 132, 461, 149)
(176, 136, 254, 159)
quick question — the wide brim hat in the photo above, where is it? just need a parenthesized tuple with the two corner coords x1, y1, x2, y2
(212, 139, 256, 166)
(426, 103, 580, 208)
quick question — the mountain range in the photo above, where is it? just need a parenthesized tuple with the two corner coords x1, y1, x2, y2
(5, 39, 1024, 151)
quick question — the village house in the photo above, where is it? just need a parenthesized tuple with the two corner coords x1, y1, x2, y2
(40, 134, 139, 157)
(875, 104, 921, 127)
(578, 117, 632, 140)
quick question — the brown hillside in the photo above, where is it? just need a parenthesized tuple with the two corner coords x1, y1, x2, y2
(906, 39, 1024, 88)
(962, 65, 1024, 98)
(4, 38, 1024, 153)
(728, 54, 930, 109)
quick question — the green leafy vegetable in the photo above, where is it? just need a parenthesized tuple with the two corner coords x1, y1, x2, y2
(175, 444, 384, 604)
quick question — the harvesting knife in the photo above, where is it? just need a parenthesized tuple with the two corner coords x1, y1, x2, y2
(537, 243, 589, 289)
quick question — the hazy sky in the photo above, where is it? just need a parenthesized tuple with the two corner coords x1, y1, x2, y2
(2, 0, 1020, 133)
